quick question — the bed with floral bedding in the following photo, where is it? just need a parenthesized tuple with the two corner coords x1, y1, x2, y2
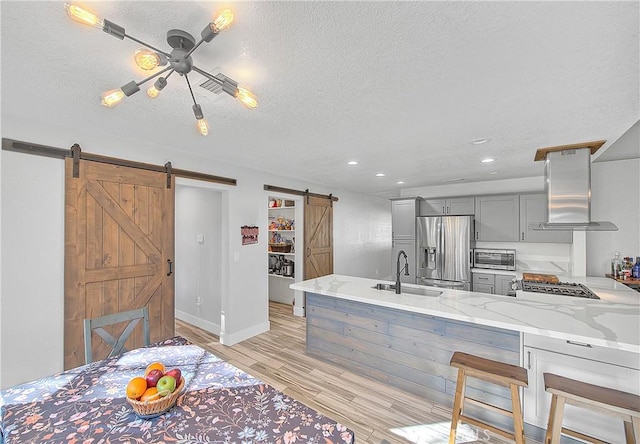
(0, 336, 354, 444)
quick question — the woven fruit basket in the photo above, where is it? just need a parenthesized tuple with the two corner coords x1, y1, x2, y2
(269, 243, 292, 253)
(127, 377, 185, 419)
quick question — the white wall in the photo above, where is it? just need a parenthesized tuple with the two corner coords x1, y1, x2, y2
(587, 158, 640, 276)
(333, 193, 391, 279)
(175, 185, 222, 335)
(1, 151, 65, 388)
(0, 115, 391, 388)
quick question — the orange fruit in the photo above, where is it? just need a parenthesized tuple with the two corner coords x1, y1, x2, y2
(126, 377, 147, 400)
(145, 362, 165, 376)
(140, 387, 159, 402)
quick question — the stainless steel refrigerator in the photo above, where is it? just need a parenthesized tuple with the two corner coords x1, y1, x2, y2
(416, 216, 474, 290)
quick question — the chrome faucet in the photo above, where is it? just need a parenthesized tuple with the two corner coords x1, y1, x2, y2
(396, 250, 410, 294)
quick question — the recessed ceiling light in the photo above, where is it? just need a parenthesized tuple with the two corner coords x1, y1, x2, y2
(488, 171, 500, 175)
(443, 178, 467, 183)
(376, 173, 385, 177)
(347, 161, 359, 165)
(481, 158, 496, 163)
(470, 138, 490, 145)
(397, 181, 405, 185)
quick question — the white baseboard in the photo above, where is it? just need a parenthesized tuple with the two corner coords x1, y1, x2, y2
(175, 310, 220, 336)
(293, 305, 305, 317)
(220, 321, 271, 346)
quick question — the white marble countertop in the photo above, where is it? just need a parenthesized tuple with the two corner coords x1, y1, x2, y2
(291, 274, 640, 353)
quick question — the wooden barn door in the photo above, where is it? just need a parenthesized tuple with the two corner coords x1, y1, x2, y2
(304, 196, 333, 279)
(64, 158, 174, 369)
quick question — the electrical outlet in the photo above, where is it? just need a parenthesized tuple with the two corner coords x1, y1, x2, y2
(196, 297, 201, 305)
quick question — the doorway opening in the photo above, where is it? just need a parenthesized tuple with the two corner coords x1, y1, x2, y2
(267, 194, 305, 316)
(175, 182, 224, 340)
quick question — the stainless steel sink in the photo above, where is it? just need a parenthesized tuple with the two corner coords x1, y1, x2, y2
(373, 283, 442, 297)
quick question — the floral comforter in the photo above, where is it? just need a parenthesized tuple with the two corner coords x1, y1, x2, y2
(0, 337, 354, 444)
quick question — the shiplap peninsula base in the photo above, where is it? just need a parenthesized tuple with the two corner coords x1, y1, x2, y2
(306, 293, 525, 434)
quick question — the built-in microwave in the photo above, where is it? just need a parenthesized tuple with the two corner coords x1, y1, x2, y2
(473, 248, 516, 271)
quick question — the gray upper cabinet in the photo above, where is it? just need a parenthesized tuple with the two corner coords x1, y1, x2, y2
(447, 197, 475, 215)
(475, 195, 520, 242)
(419, 199, 446, 216)
(391, 199, 418, 239)
(419, 197, 475, 216)
(519, 194, 572, 243)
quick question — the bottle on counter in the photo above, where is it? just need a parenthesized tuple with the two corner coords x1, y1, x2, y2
(622, 257, 633, 280)
(611, 252, 622, 278)
(633, 257, 640, 279)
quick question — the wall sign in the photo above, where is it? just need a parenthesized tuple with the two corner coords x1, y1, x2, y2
(241, 225, 259, 245)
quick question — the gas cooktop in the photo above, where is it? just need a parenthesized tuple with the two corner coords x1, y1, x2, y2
(521, 280, 599, 299)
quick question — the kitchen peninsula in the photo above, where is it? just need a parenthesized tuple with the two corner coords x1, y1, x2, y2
(291, 274, 640, 442)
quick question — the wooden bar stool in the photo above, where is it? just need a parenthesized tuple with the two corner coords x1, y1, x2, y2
(449, 351, 528, 444)
(544, 373, 640, 444)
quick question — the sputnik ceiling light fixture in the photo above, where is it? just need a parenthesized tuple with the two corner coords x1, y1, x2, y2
(65, 2, 258, 136)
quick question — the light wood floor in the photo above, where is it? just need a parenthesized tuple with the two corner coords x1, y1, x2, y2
(176, 302, 538, 444)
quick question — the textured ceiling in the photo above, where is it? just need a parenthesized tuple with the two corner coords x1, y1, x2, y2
(1, 1, 638, 196)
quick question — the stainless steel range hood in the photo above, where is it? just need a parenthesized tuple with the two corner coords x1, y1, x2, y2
(533, 141, 618, 231)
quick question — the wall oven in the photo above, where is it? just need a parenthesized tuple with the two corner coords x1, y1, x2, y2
(473, 248, 516, 271)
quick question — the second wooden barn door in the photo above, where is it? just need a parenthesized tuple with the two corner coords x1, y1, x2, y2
(64, 158, 174, 369)
(304, 196, 333, 279)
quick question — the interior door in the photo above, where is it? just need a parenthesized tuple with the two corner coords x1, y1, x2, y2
(304, 196, 333, 279)
(64, 158, 175, 369)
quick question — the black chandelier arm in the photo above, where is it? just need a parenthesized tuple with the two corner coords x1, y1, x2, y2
(184, 74, 198, 106)
(102, 18, 172, 58)
(124, 34, 172, 58)
(192, 66, 239, 97)
(184, 38, 206, 59)
(191, 66, 222, 85)
(135, 65, 174, 87)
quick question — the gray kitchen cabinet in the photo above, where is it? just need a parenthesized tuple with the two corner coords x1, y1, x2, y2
(473, 283, 494, 294)
(473, 272, 495, 294)
(475, 195, 520, 242)
(419, 197, 474, 216)
(473, 272, 514, 295)
(392, 239, 416, 284)
(391, 198, 418, 239)
(495, 274, 516, 296)
(519, 194, 572, 243)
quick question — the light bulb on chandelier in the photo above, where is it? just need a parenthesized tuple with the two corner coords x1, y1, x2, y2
(65, 2, 257, 136)
(147, 77, 168, 98)
(135, 49, 168, 71)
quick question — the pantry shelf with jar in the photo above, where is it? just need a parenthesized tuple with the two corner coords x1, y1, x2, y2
(267, 196, 304, 314)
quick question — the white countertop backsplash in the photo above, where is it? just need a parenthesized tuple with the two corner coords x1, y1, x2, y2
(291, 274, 640, 353)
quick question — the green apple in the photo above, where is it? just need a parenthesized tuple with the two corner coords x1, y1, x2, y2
(156, 375, 176, 396)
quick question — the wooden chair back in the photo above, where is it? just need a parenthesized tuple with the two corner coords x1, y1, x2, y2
(83, 307, 150, 364)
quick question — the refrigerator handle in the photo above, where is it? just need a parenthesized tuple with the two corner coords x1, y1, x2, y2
(425, 247, 437, 269)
